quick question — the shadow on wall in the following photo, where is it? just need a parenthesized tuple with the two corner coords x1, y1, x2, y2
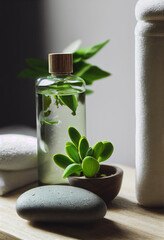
(0, 0, 45, 128)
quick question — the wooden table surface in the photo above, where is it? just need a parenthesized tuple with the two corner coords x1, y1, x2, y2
(0, 165, 163, 240)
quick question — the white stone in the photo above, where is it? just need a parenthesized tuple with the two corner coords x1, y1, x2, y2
(0, 134, 37, 171)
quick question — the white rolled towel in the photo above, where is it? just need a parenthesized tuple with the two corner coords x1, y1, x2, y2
(0, 168, 37, 195)
(0, 134, 37, 170)
(0, 126, 38, 195)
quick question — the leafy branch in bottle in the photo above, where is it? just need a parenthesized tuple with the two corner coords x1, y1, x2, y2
(19, 40, 111, 124)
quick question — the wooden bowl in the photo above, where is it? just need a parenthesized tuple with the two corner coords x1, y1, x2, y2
(68, 165, 123, 205)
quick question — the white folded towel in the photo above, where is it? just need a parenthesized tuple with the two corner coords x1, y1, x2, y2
(0, 126, 38, 195)
(0, 134, 37, 170)
(0, 168, 37, 195)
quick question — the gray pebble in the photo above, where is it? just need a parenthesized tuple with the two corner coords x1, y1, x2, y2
(16, 185, 107, 223)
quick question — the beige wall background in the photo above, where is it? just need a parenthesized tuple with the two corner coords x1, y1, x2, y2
(42, 0, 138, 167)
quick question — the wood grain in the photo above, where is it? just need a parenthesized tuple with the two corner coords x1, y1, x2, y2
(0, 165, 163, 240)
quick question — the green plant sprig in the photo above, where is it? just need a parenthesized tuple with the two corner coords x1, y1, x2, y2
(18, 39, 111, 94)
(53, 127, 114, 178)
(19, 40, 111, 124)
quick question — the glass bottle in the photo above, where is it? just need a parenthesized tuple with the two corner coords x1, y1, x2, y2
(36, 53, 86, 185)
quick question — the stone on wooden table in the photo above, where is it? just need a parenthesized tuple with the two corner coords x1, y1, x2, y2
(16, 185, 107, 223)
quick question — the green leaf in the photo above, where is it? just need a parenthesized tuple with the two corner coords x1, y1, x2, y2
(63, 163, 82, 179)
(65, 142, 81, 163)
(86, 89, 94, 95)
(53, 154, 75, 169)
(44, 110, 51, 117)
(43, 95, 51, 111)
(81, 65, 111, 84)
(18, 69, 45, 79)
(54, 95, 64, 108)
(63, 39, 82, 53)
(73, 57, 83, 64)
(78, 137, 89, 160)
(18, 58, 48, 79)
(74, 61, 111, 86)
(98, 141, 114, 162)
(82, 156, 100, 178)
(59, 95, 78, 115)
(100, 174, 107, 177)
(42, 119, 58, 125)
(86, 147, 93, 157)
(73, 40, 110, 61)
(26, 58, 48, 72)
(68, 127, 81, 148)
(73, 61, 91, 81)
(92, 141, 104, 159)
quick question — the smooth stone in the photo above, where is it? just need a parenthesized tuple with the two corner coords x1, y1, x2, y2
(16, 185, 107, 223)
(0, 134, 37, 170)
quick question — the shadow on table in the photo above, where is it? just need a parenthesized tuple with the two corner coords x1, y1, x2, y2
(108, 196, 164, 215)
(29, 218, 147, 240)
(27, 196, 163, 239)
(2, 182, 38, 198)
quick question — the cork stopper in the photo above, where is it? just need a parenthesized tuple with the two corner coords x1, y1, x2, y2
(48, 53, 73, 73)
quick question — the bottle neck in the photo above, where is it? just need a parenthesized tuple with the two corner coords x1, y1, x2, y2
(51, 73, 72, 77)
